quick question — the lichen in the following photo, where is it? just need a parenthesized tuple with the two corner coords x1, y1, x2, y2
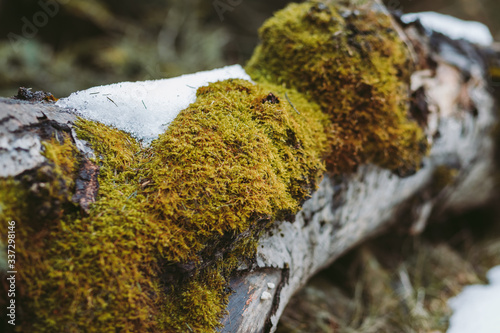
(246, 0, 428, 175)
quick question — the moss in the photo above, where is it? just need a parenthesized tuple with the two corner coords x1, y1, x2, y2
(0, 132, 80, 330)
(143, 79, 326, 262)
(77, 79, 325, 332)
(27, 121, 163, 332)
(246, 0, 428, 175)
(1, 2, 434, 331)
(431, 165, 458, 195)
(1, 79, 326, 332)
(159, 266, 230, 332)
(150, 80, 326, 331)
(0, 132, 79, 233)
(0, 133, 79, 227)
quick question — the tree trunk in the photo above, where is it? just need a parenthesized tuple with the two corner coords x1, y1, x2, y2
(1, 6, 499, 333)
(220, 16, 500, 333)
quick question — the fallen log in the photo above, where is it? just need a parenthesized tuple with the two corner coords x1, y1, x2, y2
(1, 1, 499, 332)
(222, 10, 500, 333)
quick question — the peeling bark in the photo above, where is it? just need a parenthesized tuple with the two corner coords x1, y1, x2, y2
(0, 98, 77, 178)
(71, 158, 99, 215)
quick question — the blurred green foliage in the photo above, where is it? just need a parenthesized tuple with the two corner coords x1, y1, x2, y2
(0, 0, 231, 96)
(0, 0, 289, 97)
(0, 0, 498, 97)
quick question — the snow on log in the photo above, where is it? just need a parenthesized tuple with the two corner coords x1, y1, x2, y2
(55, 65, 251, 143)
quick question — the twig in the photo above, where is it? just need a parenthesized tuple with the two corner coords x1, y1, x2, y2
(285, 92, 300, 115)
(107, 97, 118, 107)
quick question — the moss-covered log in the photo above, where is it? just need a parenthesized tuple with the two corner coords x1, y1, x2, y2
(1, 0, 499, 332)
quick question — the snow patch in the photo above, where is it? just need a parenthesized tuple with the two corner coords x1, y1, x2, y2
(401, 12, 493, 46)
(261, 291, 272, 301)
(56, 65, 252, 143)
(447, 265, 500, 333)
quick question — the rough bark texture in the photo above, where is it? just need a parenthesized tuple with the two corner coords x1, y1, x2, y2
(0, 97, 95, 178)
(1, 11, 499, 333)
(0, 98, 75, 178)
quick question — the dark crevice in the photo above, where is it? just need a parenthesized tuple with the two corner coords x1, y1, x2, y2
(264, 266, 290, 333)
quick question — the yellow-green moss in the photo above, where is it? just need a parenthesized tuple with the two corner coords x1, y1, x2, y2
(1, 2, 434, 331)
(246, 0, 427, 174)
(0, 132, 80, 330)
(143, 79, 326, 262)
(431, 165, 458, 194)
(0, 133, 79, 226)
(0, 132, 79, 233)
(150, 80, 326, 331)
(159, 266, 230, 332)
(1, 79, 326, 332)
(76, 79, 325, 332)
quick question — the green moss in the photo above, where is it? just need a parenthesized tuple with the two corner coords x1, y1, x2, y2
(150, 80, 326, 331)
(1, 2, 433, 331)
(0, 132, 80, 330)
(77, 79, 325, 332)
(0, 133, 79, 227)
(143, 79, 326, 262)
(2, 79, 326, 332)
(159, 266, 230, 332)
(0, 132, 79, 234)
(431, 165, 458, 195)
(246, 0, 428, 174)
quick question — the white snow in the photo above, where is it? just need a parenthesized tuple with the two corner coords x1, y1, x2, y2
(447, 265, 500, 333)
(267, 282, 276, 289)
(56, 65, 252, 143)
(261, 291, 272, 301)
(401, 12, 493, 46)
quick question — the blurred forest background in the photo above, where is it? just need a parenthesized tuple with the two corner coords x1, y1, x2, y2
(0, 0, 499, 98)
